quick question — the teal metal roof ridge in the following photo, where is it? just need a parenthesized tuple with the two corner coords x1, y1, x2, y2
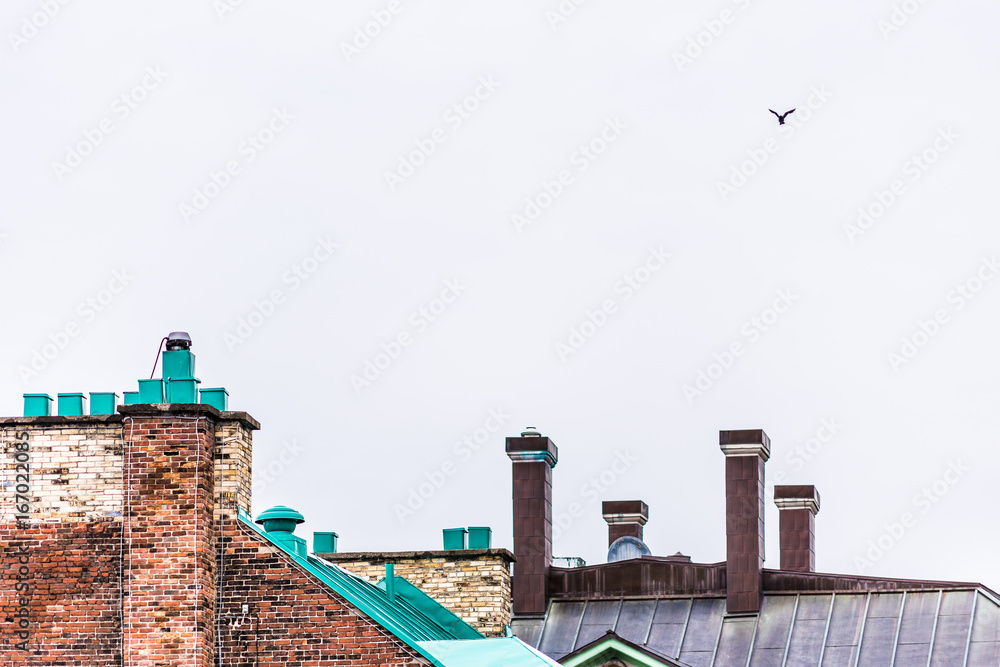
(307, 552, 467, 641)
(377, 575, 482, 640)
(236, 509, 469, 666)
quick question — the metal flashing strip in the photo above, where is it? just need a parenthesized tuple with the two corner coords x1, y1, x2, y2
(643, 598, 660, 647)
(610, 599, 624, 636)
(926, 590, 944, 667)
(773, 497, 820, 514)
(675, 598, 695, 657)
(889, 591, 907, 667)
(603, 513, 649, 525)
(744, 604, 767, 667)
(507, 450, 557, 467)
(976, 587, 1000, 609)
(816, 593, 837, 667)
(709, 608, 728, 666)
(571, 600, 587, 652)
(535, 599, 555, 651)
(962, 591, 979, 667)
(779, 594, 802, 667)
(853, 592, 873, 667)
(719, 441, 770, 460)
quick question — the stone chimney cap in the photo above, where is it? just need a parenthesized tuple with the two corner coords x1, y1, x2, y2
(719, 429, 771, 461)
(602, 500, 649, 525)
(774, 485, 821, 515)
(505, 432, 558, 468)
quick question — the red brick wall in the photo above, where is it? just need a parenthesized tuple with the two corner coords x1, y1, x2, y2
(123, 415, 217, 667)
(0, 521, 433, 665)
(1, 409, 432, 666)
(0, 520, 122, 664)
(216, 521, 430, 666)
(1, 521, 433, 666)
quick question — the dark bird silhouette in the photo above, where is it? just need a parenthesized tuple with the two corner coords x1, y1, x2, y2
(769, 108, 795, 125)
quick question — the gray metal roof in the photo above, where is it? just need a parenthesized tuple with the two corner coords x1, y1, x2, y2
(514, 589, 1000, 666)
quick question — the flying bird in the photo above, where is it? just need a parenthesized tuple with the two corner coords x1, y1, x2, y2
(769, 108, 795, 125)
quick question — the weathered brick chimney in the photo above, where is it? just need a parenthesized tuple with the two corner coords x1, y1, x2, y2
(720, 428, 770, 614)
(506, 427, 558, 618)
(774, 485, 820, 573)
(121, 404, 219, 667)
(602, 500, 648, 546)
(0, 331, 262, 666)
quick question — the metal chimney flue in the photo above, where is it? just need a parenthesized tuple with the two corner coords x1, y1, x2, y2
(166, 331, 192, 351)
(162, 332, 198, 403)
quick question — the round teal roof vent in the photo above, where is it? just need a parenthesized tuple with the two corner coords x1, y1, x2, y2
(255, 505, 305, 534)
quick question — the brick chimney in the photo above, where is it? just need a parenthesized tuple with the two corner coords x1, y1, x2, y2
(602, 500, 648, 546)
(121, 404, 219, 667)
(506, 427, 558, 618)
(774, 485, 820, 573)
(720, 429, 770, 614)
(0, 332, 259, 666)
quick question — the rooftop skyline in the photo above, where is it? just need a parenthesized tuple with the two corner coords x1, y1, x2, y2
(1, 0, 997, 585)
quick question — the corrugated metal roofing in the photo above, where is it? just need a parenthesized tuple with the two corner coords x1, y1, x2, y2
(518, 590, 1000, 666)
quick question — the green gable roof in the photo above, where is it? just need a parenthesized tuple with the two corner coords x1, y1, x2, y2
(559, 631, 687, 667)
(237, 508, 480, 665)
(240, 507, 562, 666)
(377, 574, 482, 640)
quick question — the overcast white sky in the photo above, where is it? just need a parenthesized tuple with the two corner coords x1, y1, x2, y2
(2, 0, 998, 586)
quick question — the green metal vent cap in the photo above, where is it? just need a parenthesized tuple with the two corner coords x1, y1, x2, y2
(255, 505, 305, 534)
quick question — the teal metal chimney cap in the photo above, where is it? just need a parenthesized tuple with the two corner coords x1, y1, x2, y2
(255, 505, 305, 534)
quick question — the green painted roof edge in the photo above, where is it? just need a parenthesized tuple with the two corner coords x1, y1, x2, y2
(377, 576, 483, 640)
(237, 509, 464, 666)
(416, 638, 564, 666)
(560, 636, 680, 667)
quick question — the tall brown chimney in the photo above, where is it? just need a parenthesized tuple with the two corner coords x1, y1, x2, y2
(602, 500, 648, 546)
(774, 485, 820, 572)
(506, 427, 558, 618)
(720, 429, 770, 614)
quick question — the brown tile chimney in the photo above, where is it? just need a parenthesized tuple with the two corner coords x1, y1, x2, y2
(506, 427, 558, 618)
(602, 500, 649, 546)
(720, 428, 770, 615)
(774, 485, 820, 573)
